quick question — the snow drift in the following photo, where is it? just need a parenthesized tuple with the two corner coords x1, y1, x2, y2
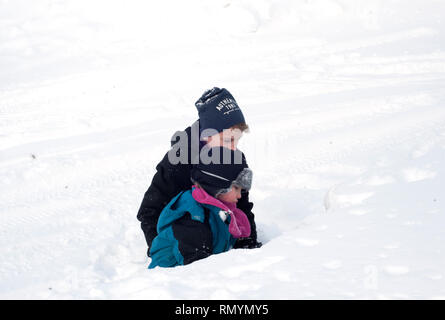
(1, 0, 445, 299)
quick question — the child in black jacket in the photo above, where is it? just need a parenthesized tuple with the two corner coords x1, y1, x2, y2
(136, 87, 261, 256)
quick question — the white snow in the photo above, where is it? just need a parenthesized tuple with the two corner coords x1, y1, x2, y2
(1, 0, 445, 299)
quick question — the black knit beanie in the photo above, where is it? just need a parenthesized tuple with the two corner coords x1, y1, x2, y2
(195, 87, 246, 137)
(191, 147, 252, 197)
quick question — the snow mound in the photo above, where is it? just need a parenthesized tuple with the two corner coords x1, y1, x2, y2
(1, 0, 445, 299)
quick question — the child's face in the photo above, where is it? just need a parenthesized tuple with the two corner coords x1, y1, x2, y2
(205, 128, 243, 150)
(217, 185, 242, 203)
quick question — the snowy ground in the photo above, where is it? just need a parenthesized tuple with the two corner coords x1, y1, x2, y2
(1, 0, 445, 299)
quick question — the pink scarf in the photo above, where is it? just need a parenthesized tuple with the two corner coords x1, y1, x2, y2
(191, 186, 251, 238)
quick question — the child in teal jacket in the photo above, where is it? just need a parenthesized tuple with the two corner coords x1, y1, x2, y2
(148, 147, 252, 268)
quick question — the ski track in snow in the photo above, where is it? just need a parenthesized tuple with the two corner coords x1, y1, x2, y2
(1, 0, 445, 299)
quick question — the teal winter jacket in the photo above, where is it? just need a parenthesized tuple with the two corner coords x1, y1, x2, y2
(148, 189, 237, 268)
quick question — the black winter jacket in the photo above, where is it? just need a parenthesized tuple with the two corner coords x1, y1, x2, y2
(136, 120, 259, 253)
